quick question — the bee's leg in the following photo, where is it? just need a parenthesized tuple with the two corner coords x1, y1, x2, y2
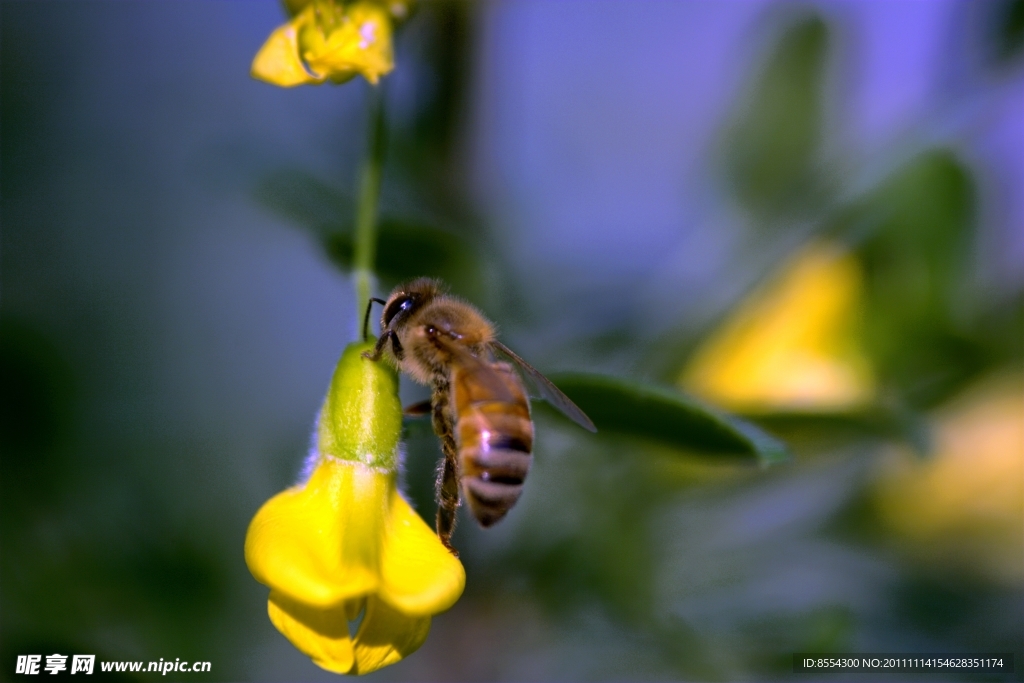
(403, 400, 432, 417)
(363, 330, 394, 361)
(390, 333, 404, 361)
(431, 380, 460, 555)
(362, 297, 387, 341)
(436, 453, 460, 554)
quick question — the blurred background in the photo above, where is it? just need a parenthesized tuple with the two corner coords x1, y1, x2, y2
(2, 1, 1022, 680)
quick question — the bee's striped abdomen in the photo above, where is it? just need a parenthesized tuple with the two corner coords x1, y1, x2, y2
(452, 363, 534, 527)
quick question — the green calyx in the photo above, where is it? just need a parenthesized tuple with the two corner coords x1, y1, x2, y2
(317, 341, 403, 469)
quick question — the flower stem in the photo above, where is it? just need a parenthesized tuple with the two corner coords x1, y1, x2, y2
(353, 86, 386, 327)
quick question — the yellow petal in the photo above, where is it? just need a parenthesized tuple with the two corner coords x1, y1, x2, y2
(682, 241, 874, 411)
(251, 21, 323, 87)
(351, 596, 431, 675)
(245, 459, 390, 608)
(874, 373, 1024, 582)
(301, 1, 394, 85)
(379, 491, 466, 616)
(268, 591, 356, 674)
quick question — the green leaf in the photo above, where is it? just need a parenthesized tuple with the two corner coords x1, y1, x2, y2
(391, 2, 475, 175)
(858, 150, 973, 312)
(722, 14, 830, 218)
(990, 0, 1024, 65)
(548, 373, 791, 465)
(852, 150, 977, 408)
(323, 217, 480, 293)
(253, 169, 482, 290)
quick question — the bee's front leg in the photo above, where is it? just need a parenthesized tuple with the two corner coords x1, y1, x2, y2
(363, 330, 396, 361)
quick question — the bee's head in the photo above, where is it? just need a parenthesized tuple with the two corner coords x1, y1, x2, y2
(380, 278, 442, 330)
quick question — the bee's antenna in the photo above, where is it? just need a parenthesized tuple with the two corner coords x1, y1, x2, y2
(363, 297, 388, 341)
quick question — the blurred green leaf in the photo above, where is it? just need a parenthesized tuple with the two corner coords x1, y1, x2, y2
(722, 14, 830, 218)
(975, 289, 1024, 361)
(254, 170, 481, 292)
(0, 318, 76, 519)
(852, 150, 977, 408)
(393, 1, 475, 177)
(323, 217, 480, 292)
(549, 373, 791, 464)
(859, 150, 973, 313)
(991, 0, 1024, 64)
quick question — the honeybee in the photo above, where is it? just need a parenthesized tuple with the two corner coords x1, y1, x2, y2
(363, 278, 596, 551)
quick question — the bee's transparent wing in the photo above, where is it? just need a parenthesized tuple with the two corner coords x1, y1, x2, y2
(431, 333, 522, 404)
(488, 341, 597, 433)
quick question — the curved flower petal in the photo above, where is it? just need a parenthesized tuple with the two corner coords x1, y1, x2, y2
(351, 597, 431, 675)
(300, 2, 394, 85)
(380, 491, 466, 616)
(874, 373, 1024, 583)
(251, 21, 323, 87)
(267, 590, 432, 675)
(246, 458, 387, 608)
(682, 241, 875, 411)
(268, 590, 355, 674)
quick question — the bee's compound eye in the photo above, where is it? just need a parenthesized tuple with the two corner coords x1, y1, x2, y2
(383, 295, 415, 326)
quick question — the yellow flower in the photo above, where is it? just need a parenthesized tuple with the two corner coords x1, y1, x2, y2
(681, 240, 875, 411)
(874, 372, 1024, 584)
(252, 0, 407, 88)
(246, 342, 465, 674)
(282, 0, 414, 22)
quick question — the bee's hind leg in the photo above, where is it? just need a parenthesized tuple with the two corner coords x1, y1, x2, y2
(430, 382, 461, 555)
(435, 453, 460, 555)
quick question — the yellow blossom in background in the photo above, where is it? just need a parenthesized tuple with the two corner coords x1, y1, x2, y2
(681, 241, 875, 411)
(282, 0, 414, 22)
(246, 342, 465, 674)
(874, 372, 1024, 584)
(252, 0, 414, 88)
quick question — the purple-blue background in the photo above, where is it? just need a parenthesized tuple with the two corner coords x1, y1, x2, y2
(2, 1, 1021, 680)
